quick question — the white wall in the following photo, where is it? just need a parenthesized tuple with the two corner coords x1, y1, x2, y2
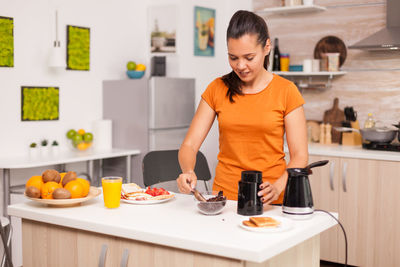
(0, 0, 252, 265)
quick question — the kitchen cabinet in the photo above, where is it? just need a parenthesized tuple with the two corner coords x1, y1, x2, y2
(308, 154, 400, 267)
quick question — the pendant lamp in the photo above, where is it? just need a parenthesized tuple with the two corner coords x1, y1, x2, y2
(48, 10, 65, 68)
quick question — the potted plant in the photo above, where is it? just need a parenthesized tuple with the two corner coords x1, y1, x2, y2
(29, 142, 39, 158)
(40, 139, 49, 157)
(51, 140, 60, 156)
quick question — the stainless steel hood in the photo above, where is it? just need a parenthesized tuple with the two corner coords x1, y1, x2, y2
(349, 0, 400, 51)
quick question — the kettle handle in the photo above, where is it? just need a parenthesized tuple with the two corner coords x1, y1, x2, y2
(306, 160, 329, 171)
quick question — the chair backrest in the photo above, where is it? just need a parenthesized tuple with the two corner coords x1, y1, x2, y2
(142, 149, 211, 188)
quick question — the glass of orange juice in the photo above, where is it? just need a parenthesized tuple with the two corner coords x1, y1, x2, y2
(101, 176, 122, 208)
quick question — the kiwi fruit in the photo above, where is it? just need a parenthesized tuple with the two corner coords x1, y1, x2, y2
(62, 171, 77, 187)
(53, 188, 71, 199)
(25, 186, 40, 198)
(42, 169, 61, 183)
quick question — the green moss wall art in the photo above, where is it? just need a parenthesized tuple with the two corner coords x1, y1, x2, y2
(21, 86, 59, 121)
(0, 16, 14, 67)
(67, 25, 90, 70)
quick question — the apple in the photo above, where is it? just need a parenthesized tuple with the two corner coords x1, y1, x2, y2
(127, 61, 136, 71)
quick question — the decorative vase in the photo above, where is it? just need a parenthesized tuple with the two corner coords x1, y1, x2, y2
(40, 146, 50, 157)
(29, 147, 39, 158)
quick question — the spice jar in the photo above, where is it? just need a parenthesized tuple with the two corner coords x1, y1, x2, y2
(280, 53, 290, 72)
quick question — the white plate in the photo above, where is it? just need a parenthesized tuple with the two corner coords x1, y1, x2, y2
(121, 192, 175, 205)
(239, 215, 294, 233)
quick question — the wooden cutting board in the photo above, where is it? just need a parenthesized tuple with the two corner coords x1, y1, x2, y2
(323, 98, 345, 143)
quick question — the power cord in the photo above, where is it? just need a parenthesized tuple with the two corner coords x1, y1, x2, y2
(315, 209, 347, 267)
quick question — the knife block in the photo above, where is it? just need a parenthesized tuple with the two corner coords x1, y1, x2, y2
(342, 120, 362, 146)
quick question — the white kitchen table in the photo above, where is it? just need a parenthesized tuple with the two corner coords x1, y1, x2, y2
(0, 148, 140, 217)
(8, 193, 337, 266)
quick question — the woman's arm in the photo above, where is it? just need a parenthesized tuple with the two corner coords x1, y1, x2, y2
(258, 106, 309, 204)
(177, 99, 216, 193)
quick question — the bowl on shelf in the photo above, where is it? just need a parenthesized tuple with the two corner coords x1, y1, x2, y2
(194, 191, 227, 215)
(126, 70, 145, 79)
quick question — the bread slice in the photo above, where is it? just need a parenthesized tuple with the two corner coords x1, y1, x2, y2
(242, 220, 257, 227)
(249, 217, 280, 228)
(122, 183, 143, 194)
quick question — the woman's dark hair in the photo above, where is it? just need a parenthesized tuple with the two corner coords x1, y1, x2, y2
(222, 10, 270, 103)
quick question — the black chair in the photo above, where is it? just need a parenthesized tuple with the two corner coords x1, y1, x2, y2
(142, 150, 211, 191)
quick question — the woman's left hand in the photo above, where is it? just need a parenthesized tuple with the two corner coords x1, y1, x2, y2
(258, 182, 280, 204)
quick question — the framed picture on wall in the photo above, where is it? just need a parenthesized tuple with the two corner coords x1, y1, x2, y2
(149, 5, 177, 53)
(21, 86, 59, 121)
(194, 6, 215, 57)
(67, 25, 90, 70)
(0, 16, 14, 67)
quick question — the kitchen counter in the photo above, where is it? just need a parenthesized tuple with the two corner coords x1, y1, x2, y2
(285, 143, 400, 161)
(8, 193, 337, 266)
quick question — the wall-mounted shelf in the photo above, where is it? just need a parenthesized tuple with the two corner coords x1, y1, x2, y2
(273, 71, 347, 90)
(274, 71, 347, 79)
(257, 5, 327, 15)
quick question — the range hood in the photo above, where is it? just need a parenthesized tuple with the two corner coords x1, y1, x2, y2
(349, 0, 400, 51)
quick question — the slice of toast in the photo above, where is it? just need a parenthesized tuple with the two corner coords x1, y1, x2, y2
(122, 183, 143, 194)
(249, 217, 280, 228)
(242, 220, 257, 227)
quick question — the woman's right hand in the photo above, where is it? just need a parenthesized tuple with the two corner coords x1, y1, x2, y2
(176, 171, 197, 194)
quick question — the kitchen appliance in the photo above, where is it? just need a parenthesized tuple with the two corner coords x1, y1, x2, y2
(237, 171, 263, 216)
(282, 160, 329, 219)
(362, 141, 400, 152)
(349, 0, 400, 50)
(102, 77, 195, 185)
(151, 56, 166, 76)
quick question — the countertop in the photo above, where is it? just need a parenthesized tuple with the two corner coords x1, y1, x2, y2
(8, 193, 337, 263)
(285, 143, 400, 161)
(0, 148, 140, 169)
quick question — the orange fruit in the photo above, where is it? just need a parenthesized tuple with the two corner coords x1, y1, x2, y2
(64, 180, 84, 198)
(77, 129, 85, 135)
(76, 178, 90, 197)
(26, 176, 44, 191)
(41, 181, 62, 199)
(59, 172, 67, 186)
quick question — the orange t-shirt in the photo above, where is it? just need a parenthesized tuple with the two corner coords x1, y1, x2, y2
(201, 74, 305, 203)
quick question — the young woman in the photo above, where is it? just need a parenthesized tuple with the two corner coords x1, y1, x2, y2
(176, 10, 308, 204)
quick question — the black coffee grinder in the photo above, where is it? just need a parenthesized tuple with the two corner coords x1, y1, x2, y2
(237, 171, 263, 215)
(282, 160, 329, 219)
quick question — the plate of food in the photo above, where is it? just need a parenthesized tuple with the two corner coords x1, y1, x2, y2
(25, 186, 101, 207)
(239, 215, 294, 233)
(120, 183, 175, 205)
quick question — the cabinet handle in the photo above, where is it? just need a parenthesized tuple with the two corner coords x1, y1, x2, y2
(342, 161, 348, 192)
(99, 244, 108, 267)
(329, 161, 335, 191)
(120, 248, 130, 267)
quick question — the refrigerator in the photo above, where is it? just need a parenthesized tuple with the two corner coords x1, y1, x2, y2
(102, 77, 195, 186)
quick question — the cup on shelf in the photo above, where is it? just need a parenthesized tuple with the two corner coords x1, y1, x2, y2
(302, 59, 313, 72)
(312, 59, 320, 72)
(102, 176, 122, 208)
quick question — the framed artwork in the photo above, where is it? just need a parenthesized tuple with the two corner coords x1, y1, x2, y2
(194, 6, 215, 57)
(0, 16, 14, 67)
(149, 6, 177, 53)
(67, 25, 90, 70)
(21, 86, 59, 121)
